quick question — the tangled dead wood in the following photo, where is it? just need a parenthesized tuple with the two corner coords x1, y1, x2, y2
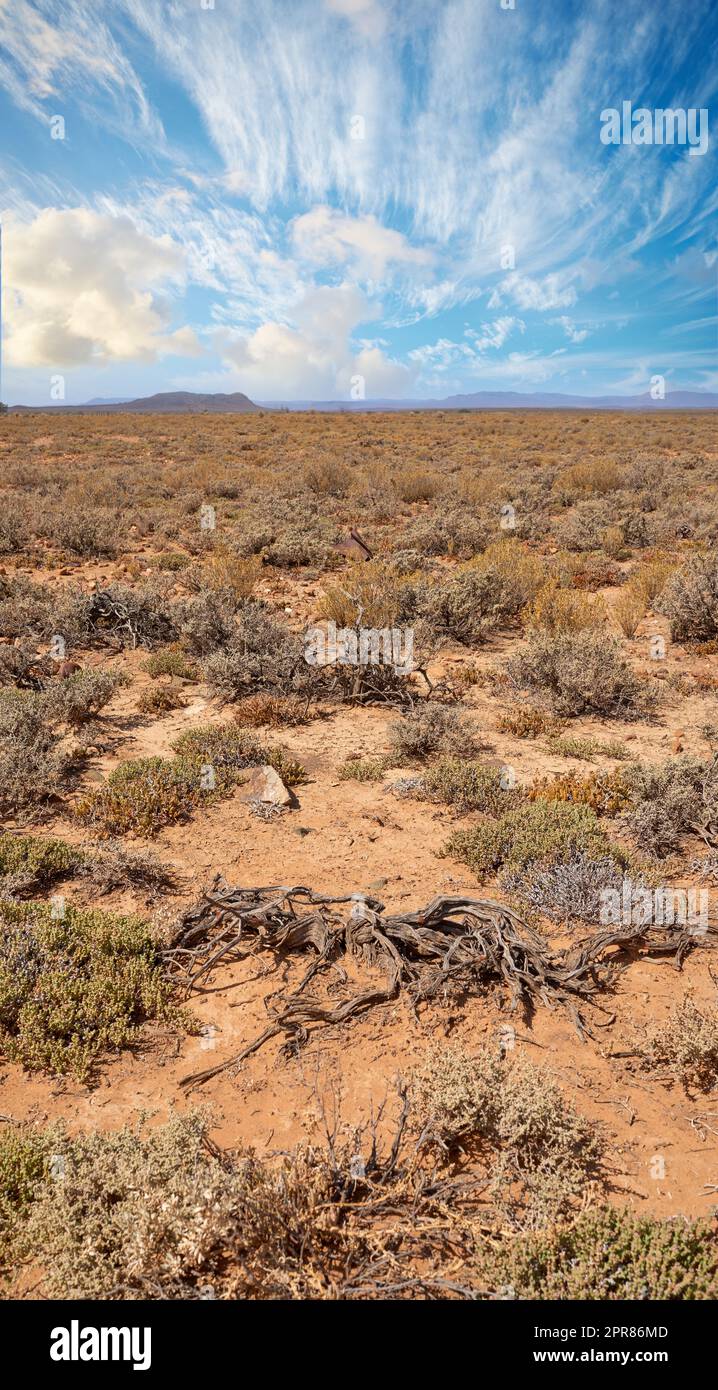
(166, 880, 709, 1091)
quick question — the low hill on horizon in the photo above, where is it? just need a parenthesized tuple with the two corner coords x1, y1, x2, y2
(9, 390, 258, 414)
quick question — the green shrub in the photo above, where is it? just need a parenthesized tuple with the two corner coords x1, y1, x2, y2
(0, 833, 82, 894)
(338, 757, 389, 782)
(480, 1207, 718, 1299)
(75, 725, 305, 835)
(422, 759, 521, 815)
(441, 800, 620, 881)
(0, 900, 178, 1079)
(0, 1125, 54, 1238)
(547, 734, 630, 762)
(142, 645, 198, 680)
(74, 756, 212, 836)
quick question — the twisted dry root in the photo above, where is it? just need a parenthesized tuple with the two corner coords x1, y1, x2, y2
(165, 879, 709, 1090)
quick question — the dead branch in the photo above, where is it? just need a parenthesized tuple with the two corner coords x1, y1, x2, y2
(168, 879, 708, 1091)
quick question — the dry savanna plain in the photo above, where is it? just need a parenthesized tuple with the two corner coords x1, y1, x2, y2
(0, 406, 718, 1300)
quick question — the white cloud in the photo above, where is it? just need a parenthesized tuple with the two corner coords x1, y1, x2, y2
(4, 208, 201, 367)
(410, 318, 524, 373)
(466, 317, 525, 352)
(491, 273, 578, 312)
(216, 284, 414, 399)
(291, 206, 432, 279)
(553, 316, 590, 344)
(0, 0, 162, 143)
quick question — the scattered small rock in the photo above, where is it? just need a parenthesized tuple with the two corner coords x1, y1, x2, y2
(243, 764, 293, 807)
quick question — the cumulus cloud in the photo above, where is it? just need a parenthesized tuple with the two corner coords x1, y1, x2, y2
(216, 284, 414, 399)
(4, 208, 201, 367)
(291, 206, 432, 279)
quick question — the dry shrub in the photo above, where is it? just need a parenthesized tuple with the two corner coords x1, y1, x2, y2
(233, 694, 311, 728)
(523, 579, 606, 634)
(0, 1104, 460, 1299)
(303, 459, 352, 496)
(0, 501, 30, 555)
(50, 507, 119, 558)
(502, 852, 639, 925)
(318, 561, 417, 629)
(422, 542, 544, 645)
(136, 685, 187, 715)
(624, 756, 716, 855)
(396, 468, 440, 502)
(201, 603, 310, 699)
(633, 556, 674, 603)
(506, 630, 654, 719)
(645, 997, 718, 1091)
(0, 689, 71, 816)
(187, 545, 261, 603)
(77, 840, 179, 897)
(413, 1045, 602, 1225)
(43, 668, 129, 727)
(397, 511, 486, 559)
(176, 588, 236, 656)
(529, 767, 633, 816)
(74, 725, 286, 836)
(1, 1108, 713, 1300)
(388, 703, 478, 761)
(558, 460, 621, 496)
(496, 706, 564, 739)
(79, 582, 177, 650)
(656, 552, 718, 641)
(602, 523, 629, 560)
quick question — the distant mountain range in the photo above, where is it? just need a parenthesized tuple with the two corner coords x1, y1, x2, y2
(261, 389, 718, 411)
(7, 388, 718, 413)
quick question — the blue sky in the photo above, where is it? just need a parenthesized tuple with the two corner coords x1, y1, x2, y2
(1, 0, 716, 405)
